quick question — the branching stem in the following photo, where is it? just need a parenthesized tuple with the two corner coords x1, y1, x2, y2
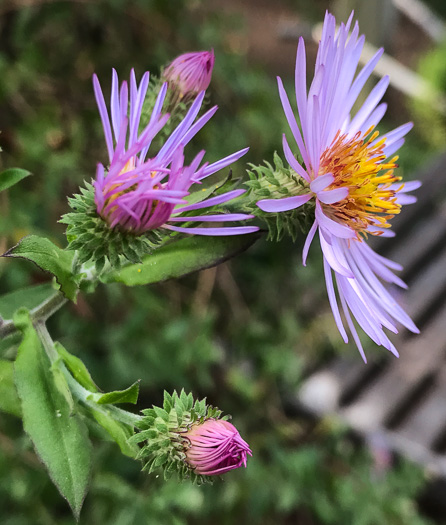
(0, 290, 68, 340)
(35, 321, 143, 428)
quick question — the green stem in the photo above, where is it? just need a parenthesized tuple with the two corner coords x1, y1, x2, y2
(35, 322, 143, 428)
(0, 290, 68, 339)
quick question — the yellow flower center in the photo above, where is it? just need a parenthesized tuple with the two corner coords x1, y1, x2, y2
(319, 126, 402, 237)
(105, 157, 137, 210)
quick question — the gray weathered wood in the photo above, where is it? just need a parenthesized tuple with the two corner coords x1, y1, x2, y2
(397, 370, 446, 448)
(341, 301, 446, 431)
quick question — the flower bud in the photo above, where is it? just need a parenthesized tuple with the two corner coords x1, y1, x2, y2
(184, 419, 251, 476)
(130, 390, 251, 484)
(163, 50, 215, 99)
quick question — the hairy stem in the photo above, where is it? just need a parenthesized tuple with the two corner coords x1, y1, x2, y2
(35, 322, 143, 428)
(0, 290, 68, 339)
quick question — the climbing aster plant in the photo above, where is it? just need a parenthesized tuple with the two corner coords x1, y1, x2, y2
(0, 11, 420, 519)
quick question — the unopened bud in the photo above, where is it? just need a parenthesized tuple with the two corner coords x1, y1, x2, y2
(163, 50, 215, 99)
(130, 390, 251, 484)
(184, 419, 251, 476)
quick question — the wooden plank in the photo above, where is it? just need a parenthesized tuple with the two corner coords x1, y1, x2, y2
(298, 357, 371, 414)
(380, 429, 446, 476)
(333, 0, 397, 48)
(396, 366, 446, 448)
(384, 201, 446, 278)
(340, 300, 446, 432)
(400, 242, 446, 321)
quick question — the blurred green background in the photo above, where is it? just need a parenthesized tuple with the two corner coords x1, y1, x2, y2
(0, 0, 445, 523)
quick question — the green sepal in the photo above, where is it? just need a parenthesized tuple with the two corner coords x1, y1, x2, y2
(61, 174, 255, 276)
(131, 390, 225, 484)
(245, 152, 314, 241)
(60, 181, 168, 270)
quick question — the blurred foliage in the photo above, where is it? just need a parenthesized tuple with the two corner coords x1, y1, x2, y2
(423, 0, 446, 19)
(0, 0, 437, 523)
(406, 0, 446, 152)
(411, 37, 446, 150)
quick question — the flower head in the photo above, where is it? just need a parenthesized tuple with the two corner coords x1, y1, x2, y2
(93, 68, 257, 237)
(131, 390, 251, 483)
(257, 12, 419, 359)
(183, 419, 251, 476)
(163, 50, 215, 98)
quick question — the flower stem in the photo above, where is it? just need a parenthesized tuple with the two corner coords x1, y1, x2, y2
(0, 290, 68, 340)
(34, 321, 143, 428)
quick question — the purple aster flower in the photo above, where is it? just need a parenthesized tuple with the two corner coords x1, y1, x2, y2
(183, 419, 252, 476)
(257, 11, 420, 360)
(163, 50, 215, 98)
(93, 69, 257, 236)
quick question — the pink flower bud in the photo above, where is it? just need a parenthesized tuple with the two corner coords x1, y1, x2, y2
(183, 419, 252, 476)
(163, 50, 215, 97)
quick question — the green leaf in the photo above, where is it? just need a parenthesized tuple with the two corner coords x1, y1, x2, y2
(91, 410, 139, 458)
(103, 232, 261, 286)
(0, 360, 21, 417)
(184, 171, 229, 206)
(0, 282, 57, 321)
(13, 310, 91, 519)
(2, 236, 78, 301)
(54, 343, 137, 456)
(92, 381, 140, 405)
(0, 168, 31, 192)
(55, 342, 98, 393)
(50, 360, 76, 414)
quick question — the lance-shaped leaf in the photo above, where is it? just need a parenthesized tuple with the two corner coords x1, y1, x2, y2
(55, 342, 99, 393)
(2, 236, 78, 301)
(55, 342, 138, 456)
(0, 168, 31, 192)
(103, 232, 261, 286)
(0, 360, 21, 417)
(13, 310, 92, 519)
(90, 381, 140, 405)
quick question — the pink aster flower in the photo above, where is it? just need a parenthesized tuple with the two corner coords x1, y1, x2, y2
(257, 12, 420, 360)
(183, 419, 252, 476)
(163, 50, 215, 98)
(93, 69, 257, 236)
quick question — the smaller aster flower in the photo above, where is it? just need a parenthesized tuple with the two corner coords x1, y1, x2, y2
(93, 68, 257, 237)
(163, 50, 215, 99)
(183, 419, 251, 476)
(131, 390, 252, 483)
(256, 11, 420, 360)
